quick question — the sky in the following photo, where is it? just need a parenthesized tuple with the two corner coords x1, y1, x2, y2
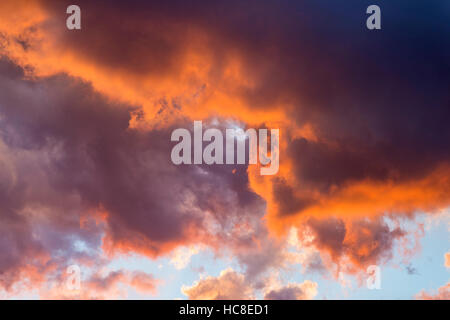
(0, 0, 449, 300)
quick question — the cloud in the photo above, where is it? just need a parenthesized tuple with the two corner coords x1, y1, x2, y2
(264, 281, 318, 300)
(169, 245, 201, 270)
(42, 269, 158, 299)
(416, 283, 450, 300)
(0, 57, 264, 292)
(299, 217, 409, 274)
(182, 269, 254, 300)
(0, 0, 449, 298)
(1, 1, 449, 229)
(183, 267, 319, 300)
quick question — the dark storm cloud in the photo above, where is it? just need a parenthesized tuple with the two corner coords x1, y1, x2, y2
(267, 1, 450, 200)
(0, 58, 104, 288)
(272, 177, 314, 215)
(38, 0, 450, 217)
(0, 56, 264, 287)
(1, 0, 449, 291)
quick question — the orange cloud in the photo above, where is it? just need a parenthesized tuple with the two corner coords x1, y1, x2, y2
(416, 283, 450, 300)
(249, 163, 450, 236)
(42, 270, 158, 300)
(0, 0, 286, 131)
(182, 269, 254, 300)
(0, 1, 448, 295)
